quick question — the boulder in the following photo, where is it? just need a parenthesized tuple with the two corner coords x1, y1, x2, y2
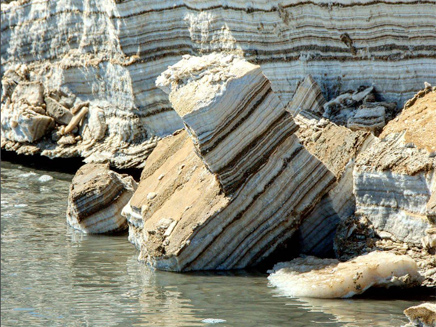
(404, 303, 436, 327)
(122, 54, 335, 271)
(45, 96, 73, 125)
(67, 163, 137, 234)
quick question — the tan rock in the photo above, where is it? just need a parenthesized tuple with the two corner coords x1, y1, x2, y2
(123, 54, 335, 271)
(67, 163, 137, 234)
(404, 303, 436, 327)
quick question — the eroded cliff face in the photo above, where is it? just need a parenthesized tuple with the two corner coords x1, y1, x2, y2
(2, 0, 436, 167)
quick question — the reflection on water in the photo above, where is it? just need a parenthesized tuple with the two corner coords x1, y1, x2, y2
(1, 161, 428, 326)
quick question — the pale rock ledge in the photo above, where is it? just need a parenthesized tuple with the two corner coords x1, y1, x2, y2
(122, 53, 335, 271)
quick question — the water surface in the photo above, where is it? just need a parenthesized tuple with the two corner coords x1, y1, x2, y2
(1, 161, 430, 326)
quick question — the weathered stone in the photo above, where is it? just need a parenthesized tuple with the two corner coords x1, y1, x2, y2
(11, 81, 44, 107)
(1, 101, 55, 143)
(67, 163, 137, 234)
(123, 54, 335, 271)
(404, 303, 436, 327)
(45, 97, 73, 125)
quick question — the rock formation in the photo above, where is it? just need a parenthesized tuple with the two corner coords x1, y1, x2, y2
(288, 76, 376, 255)
(67, 163, 137, 234)
(268, 251, 422, 298)
(283, 78, 436, 286)
(2, 0, 436, 167)
(122, 53, 335, 271)
(353, 86, 435, 246)
(404, 303, 436, 327)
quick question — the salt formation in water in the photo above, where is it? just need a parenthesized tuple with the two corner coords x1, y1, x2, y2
(67, 163, 137, 234)
(122, 53, 335, 271)
(404, 303, 436, 327)
(268, 251, 422, 298)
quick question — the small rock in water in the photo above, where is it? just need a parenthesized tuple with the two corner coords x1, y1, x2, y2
(404, 302, 436, 327)
(14, 204, 28, 208)
(202, 318, 226, 324)
(38, 175, 53, 183)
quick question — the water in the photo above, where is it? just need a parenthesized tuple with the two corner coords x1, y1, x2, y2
(1, 161, 431, 327)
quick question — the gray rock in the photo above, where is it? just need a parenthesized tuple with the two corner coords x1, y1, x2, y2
(45, 97, 73, 125)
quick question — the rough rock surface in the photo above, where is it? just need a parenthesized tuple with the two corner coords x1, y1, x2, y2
(353, 87, 435, 247)
(334, 215, 436, 287)
(122, 54, 335, 271)
(1, 66, 158, 168)
(404, 303, 436, 327)
(2, 0, 436, 167)
(289, 76, 374, 256)
(67, 163, 137, 234)
(268, 251, 422, 298)
(380, 86, 436, 154)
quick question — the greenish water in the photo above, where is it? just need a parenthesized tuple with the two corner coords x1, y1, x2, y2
(1, 161, 430, 327)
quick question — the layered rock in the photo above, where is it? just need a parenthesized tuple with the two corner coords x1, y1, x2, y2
(1, 65, 158, 168)
(404, 303, 436, 327)
(268, 251, 422, 298)
(353, 87, 436, 247)
(67, 163, 137, 234)
(2, 0, 436, 167)
(122, 54, 335, 271)
(288, 76, 374, 255)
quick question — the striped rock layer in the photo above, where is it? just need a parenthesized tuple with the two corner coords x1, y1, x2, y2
(289, 76, 373, 256)
(2, 0, 436, 167)
(67, 163, 137, 234)
(122, 54, 335, 271)
(354, 88, 436, 246)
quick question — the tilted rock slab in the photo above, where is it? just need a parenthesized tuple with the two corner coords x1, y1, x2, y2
(67, 163, 137, 234)
(268, 251, 422, 298)
(122, 54, 335, 271)
(2, 0, 436, 167)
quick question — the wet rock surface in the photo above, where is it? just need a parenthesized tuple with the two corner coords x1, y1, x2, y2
(404, 302, 436, 327)
(67, 163, 137, 234)
(268, 251, 422, 298)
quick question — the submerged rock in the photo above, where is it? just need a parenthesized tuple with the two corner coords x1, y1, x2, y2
(404, 303, 436, 327)
(268, 251, 422, 298)
(123, 53, 335, 271)
(67, 163, 137, 234)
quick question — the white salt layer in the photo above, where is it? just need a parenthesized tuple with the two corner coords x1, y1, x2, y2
(268, 251, 422, 298)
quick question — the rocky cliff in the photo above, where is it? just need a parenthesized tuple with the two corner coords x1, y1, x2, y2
(2, 0, 436, 167)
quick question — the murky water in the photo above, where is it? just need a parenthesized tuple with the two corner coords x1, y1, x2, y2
(1, 161, 431, 327)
